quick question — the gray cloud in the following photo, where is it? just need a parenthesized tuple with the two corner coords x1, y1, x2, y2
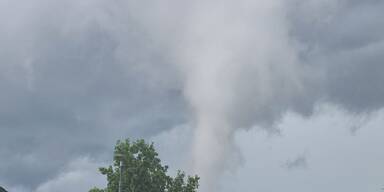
(35, 157, 105, 192)
(0, 0, 384, 191)
(0, 0, 185, 189)
(288, 0, 384, 112)
(283, 154, 308, 170)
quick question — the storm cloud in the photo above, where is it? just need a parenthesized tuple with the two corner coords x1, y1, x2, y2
(0, 0, 384, 191)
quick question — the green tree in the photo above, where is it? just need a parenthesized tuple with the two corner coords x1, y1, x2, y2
(90, 139, 199, 192)
(89, 187, 105, 192)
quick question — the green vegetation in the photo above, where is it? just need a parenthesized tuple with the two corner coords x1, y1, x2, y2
(89, 139, 199, 192)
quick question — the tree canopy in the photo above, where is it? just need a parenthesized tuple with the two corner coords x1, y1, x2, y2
(89, 139, 199, 192)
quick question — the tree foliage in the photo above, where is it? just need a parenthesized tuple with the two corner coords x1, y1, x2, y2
(90, 139, 199, 192)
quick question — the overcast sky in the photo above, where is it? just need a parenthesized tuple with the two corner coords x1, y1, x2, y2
(1, 0, 384, 191)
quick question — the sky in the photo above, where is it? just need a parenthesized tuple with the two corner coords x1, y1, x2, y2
(1, 0, 384, 191)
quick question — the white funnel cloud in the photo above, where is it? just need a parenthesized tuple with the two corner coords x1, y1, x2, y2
(176, 0, 304, 191)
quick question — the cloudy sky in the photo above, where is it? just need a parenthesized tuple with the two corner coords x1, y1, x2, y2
(1, 0, 384, 191)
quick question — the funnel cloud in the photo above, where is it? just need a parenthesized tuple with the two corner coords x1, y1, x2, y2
(1, 0, 384, 191)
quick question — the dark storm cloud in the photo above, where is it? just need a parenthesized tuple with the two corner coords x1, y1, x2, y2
(1, 0, 384, 190)
(288, 0, 384, 112)
(0, 0, 185, 189)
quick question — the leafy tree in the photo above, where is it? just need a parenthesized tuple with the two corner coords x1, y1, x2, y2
(0, 186, 7, 192)
(90, 139, 199, 192)
(89, 187, 105, 192)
